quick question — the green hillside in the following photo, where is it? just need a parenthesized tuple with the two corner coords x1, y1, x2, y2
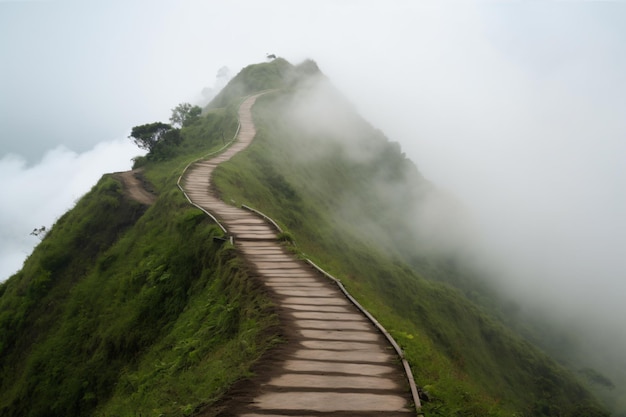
(0, 108, 278, 417)
(0, 58, 609, 417)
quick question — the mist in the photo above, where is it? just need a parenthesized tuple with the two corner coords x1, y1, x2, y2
(0, 139, 142, 280)
(314, 3, 626, 408)
(1, 0, 625, 410)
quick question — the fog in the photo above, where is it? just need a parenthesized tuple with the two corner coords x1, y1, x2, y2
(1, 0, 625, 409)
(0, 139, 142, 279)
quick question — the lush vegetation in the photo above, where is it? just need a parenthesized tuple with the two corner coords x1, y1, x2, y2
(0, 103, 277, 416)
(0, 58, 610, 416)
(206, 58, 296, 110)
(129, 103, 206, 164)
(212, 62, 609, 416)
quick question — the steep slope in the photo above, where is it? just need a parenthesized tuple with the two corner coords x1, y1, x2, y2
(0, 58, 609, 417)
(182, 93, 416, 416)
(211, 59, 609, 417)
(0, 107, 278, 417)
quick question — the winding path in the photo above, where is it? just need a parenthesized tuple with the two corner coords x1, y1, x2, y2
(181, 93, 418, 416)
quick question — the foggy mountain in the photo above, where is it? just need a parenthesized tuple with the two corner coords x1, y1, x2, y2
(0, 58, 615, 416)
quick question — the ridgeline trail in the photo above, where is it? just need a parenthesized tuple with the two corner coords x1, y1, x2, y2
(180, 93, 419, 416)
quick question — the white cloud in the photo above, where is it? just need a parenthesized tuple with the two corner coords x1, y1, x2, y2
(1, 0, 625, 404)
(0, 138, 141, 281)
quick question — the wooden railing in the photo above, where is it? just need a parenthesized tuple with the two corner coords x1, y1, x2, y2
(176, 91, 272, 236)
(237, 204, 423, 415)
(176, 123, 240, 236)
(177, 91, 424, 415)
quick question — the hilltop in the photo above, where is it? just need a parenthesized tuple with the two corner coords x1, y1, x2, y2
(0, 58, 610, 417)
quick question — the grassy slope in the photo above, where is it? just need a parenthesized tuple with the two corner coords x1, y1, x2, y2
(0, 106, 278, 417)
(211, 63, 608, 417)
(0, 58, 609, 417)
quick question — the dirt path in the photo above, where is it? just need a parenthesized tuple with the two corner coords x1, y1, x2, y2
(112, 169, 156, 205)
(182, 93, 417, 416)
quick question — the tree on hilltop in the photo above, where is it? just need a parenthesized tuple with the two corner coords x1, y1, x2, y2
(170, 103, 201, 128)
(129, 122, 174, 152)
(129, 102, 200, 162)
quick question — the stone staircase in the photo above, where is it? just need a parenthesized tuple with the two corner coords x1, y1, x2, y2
(181, 93, 418, 416)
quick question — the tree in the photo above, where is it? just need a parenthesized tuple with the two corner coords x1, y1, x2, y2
(128, 122, 173, 152)
(30, 226, 47, 240)
(149, 128, 183, 160)
(170, 103, 202, 128)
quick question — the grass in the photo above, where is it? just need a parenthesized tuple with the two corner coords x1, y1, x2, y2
(0, 58, 609, 417)
(0, 101, 278, 417)
(212, 85, 608, 417)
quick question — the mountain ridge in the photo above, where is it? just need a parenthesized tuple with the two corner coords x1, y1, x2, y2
(0, 58, 610, 417)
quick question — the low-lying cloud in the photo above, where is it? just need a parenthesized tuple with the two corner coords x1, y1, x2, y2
(1, 0, 624, 411)
(258, 4, 626, 408)
(0, 138, 141, 281)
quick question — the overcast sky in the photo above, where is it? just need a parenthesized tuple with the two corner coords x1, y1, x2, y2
(1, 0, 625, 374)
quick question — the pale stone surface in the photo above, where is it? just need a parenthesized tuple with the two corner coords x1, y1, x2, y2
(265, 281, 324, 287)
(272, 289, 337, 297)
(300, 339, 383, 351)
(259, 269, 319, 282)
(245, 255, 292, 260)
(266, 274, 319, 279)
(294, 319, 371, 331)
(230, 226, 274, 232)
(242, 247, 286, 251)
(253, 392, 410, 412)
(248, 256, 299, 262)
(283, 304, 350, 312)
(255, 261, 306, 268)
(255, 267, 307, 272)
(291, 311, 365, 321)
(238, 240, 266, 244)
(226, 218, 266, 224)
(293, 348, 392, 363)
(181, 94, 414, 416)
(250, 257, 300, 261)
(258, 270, 317, 276)
(237, 233, 276, 238)
(242, 252, 290, 257)
(240, 415, 318, 417)
(265, 277, 319, 283)
(266, 373, 399, 390)
(283, 359, 395, 376)
(283, 297, 349, 306)
(299, 329, 381, 341)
